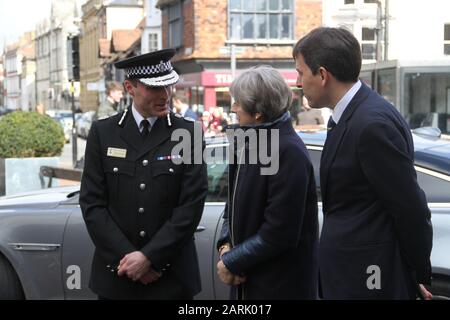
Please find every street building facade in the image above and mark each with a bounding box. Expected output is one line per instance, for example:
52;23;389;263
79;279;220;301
157;0;322;114
323;0;450;134
141;0;163;54
79;0;143;112
35;0;84;112
3;32;35;111
0;58;5;108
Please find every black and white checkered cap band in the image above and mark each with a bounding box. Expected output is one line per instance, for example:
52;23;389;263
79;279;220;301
125;60;173;78
125;60;179;86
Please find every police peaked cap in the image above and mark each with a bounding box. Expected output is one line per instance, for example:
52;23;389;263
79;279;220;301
114;48;179;87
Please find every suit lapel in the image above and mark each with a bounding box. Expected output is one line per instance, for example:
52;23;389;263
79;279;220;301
321;83;372;208
137;117;171;159
119;109;144;152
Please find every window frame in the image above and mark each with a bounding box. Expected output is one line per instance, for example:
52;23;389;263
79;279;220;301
444;24;450;55
148;32;159;52
167;1;183;49
361;26;377;61
227;0;296;44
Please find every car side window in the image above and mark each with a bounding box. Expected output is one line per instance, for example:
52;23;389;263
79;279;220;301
204;145;324;203
205;146;228;202
307;149;322;202
416;171;450;203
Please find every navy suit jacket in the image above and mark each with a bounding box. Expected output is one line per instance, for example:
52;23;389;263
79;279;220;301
319;82;432;299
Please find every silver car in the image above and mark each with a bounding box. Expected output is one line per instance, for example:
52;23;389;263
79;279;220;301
0;130;449;299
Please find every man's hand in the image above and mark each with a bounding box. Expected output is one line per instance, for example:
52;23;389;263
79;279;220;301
419;284;433;300
117;251;151;281
139;269;163;285
216;260;246;286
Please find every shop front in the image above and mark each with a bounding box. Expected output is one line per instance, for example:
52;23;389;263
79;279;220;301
361;61;450;134
176;69;300;115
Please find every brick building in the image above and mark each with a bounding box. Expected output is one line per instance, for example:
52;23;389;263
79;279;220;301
79;0;143;111
157;0;322;112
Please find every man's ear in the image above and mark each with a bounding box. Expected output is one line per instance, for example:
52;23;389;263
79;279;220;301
318;67;329;84
124;80;135;97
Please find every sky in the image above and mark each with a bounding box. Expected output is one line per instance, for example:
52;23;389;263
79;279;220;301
0;0;52;52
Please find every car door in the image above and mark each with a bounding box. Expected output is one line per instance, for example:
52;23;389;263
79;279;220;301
61;205;96;300
197;144;228;299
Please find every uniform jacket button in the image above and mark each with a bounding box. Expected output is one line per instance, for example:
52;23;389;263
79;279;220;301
142;160;149;167
139;231;146;238
138;208;145;214
169;168;174;173
113;167;119;173
139;183;146;190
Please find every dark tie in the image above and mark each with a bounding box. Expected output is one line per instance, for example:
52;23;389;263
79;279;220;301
327;116;337;131
140;119;151;138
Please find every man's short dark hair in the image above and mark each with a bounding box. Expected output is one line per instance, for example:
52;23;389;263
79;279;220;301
293;27;362;83
106;81;124;95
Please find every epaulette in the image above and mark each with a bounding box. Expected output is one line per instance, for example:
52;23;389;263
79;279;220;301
173;112;195;123
118;108;129;127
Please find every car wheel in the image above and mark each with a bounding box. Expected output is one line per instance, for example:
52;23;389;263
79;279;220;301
0;255;24;300
428;275;450;300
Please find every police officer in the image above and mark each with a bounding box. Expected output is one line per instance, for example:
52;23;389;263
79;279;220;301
79;49;208;300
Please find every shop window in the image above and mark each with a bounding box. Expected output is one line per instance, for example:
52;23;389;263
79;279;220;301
228;0;294;41
405;72;450;134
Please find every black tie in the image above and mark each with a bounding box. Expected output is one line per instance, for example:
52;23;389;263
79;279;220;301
141;120;151;138
327;117;337;131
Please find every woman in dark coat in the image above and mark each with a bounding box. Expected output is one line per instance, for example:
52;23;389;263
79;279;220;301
216;65;319;300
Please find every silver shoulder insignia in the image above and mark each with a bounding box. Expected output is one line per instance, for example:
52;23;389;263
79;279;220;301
184;117;195;122
118;108;129;127
174;113;182;119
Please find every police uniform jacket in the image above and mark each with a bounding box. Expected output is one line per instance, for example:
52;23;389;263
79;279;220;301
79;108;208;299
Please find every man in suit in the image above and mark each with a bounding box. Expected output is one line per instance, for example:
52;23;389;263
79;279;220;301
293;27;433;299
79;49;208;300
172;91;198;121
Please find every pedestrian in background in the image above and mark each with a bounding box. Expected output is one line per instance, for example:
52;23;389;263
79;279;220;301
172;91;198;120
95;81;124;120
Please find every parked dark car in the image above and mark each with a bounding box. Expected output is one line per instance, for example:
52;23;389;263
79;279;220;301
0;107;14;117
0;130;449;299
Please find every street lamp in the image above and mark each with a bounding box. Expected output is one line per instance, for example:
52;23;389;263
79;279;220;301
67;27;80;168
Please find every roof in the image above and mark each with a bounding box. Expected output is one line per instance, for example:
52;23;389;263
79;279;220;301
21;45;35;60
99;39;111;58
111;29;142;53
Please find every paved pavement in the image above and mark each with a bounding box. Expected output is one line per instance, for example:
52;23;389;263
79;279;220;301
60;136;87;169
57;136;87;187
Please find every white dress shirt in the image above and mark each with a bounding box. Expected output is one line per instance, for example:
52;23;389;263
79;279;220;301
331;80;362;124
132;103;158;133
